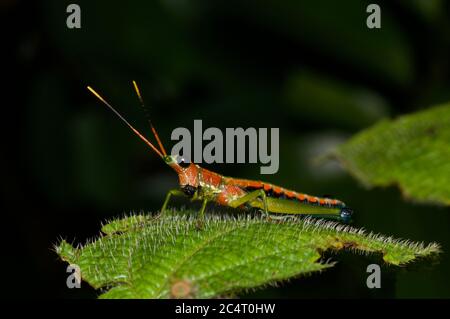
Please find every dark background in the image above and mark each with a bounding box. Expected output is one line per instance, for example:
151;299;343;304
4;0;450;298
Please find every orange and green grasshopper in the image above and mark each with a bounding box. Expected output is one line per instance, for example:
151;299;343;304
87;82;353;223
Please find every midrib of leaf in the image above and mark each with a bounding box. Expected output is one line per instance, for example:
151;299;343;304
192;248;323;283
151;222;248;298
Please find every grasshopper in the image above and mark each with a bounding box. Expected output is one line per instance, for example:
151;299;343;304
87;82;353;224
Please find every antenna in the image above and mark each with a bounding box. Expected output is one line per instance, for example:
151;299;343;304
87;86;163;158
132;81;168;156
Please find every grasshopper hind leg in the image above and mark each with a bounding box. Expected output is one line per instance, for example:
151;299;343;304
227;189;269;219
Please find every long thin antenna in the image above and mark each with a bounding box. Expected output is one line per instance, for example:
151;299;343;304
132;81;168;156
87;86;164;158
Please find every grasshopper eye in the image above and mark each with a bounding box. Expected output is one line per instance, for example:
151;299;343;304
178;157;190;169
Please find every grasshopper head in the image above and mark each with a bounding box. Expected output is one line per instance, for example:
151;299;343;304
164;155;199;195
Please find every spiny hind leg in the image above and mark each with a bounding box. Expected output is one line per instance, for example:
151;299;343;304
227;189;269;217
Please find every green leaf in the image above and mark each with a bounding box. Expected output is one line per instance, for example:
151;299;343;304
334;103;450;205
55;211;439;299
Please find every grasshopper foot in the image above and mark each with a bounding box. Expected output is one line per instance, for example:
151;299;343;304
195;218;205;230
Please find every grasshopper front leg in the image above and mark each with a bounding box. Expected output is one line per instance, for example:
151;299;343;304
161;189;208;227
227;189;269;216
161;189;186;215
